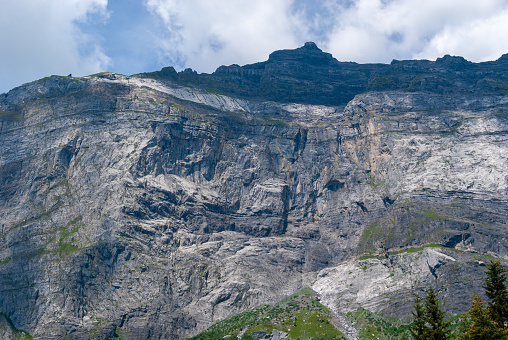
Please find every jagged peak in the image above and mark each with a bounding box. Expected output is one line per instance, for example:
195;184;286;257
267;42;336;65
302;41;321;51
435;54;471;66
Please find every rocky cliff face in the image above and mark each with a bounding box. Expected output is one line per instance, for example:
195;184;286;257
0;44;507;339
146;41;508;106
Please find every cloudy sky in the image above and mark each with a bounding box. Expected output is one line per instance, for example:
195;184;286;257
1;0;508;94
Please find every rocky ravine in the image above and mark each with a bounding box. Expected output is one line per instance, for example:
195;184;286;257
0;45;507;339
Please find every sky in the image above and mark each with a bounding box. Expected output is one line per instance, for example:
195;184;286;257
1;0;508;94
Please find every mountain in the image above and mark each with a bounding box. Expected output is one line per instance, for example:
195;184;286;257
143;41;508;106
0;43;507;339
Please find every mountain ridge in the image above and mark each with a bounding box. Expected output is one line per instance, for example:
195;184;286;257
141;42;508;106
0;43;507;339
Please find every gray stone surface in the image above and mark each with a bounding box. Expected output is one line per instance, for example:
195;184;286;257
0;49;507;339
271;329;289;340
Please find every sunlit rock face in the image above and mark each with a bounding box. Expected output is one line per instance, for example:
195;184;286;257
0;44;507;339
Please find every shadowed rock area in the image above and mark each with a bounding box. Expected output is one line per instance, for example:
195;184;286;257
0;43;507;339
144;41;508;106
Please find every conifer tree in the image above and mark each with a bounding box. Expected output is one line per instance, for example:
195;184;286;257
424;287;451;340
484;260;508;328
410;296;427;340
457;295;508;340
410;288;451;340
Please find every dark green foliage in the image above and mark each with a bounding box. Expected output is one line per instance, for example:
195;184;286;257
484;260;508;327
457;295;508;340
409;261;508;340
410;288;451;340
424;288;452;340
409;297;427;340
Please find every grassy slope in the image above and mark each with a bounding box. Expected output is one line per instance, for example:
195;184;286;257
347;308;411;340
189;288;468;340
188;287;346;340
347;307;464;340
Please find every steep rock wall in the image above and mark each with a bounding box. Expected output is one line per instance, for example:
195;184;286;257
0;72;506;339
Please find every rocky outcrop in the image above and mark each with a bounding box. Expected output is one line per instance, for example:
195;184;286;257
0;44;507;339
144;42;508;106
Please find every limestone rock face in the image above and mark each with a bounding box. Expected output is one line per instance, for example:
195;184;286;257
0;45;507;339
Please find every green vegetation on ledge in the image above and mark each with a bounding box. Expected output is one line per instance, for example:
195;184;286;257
188;287;345;340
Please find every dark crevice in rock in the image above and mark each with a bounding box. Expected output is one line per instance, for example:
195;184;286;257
326;179;345;191
356;202;368;212
382;196;396;207
444;233;470;248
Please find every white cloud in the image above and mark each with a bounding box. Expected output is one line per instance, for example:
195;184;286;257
0;0;110;93
324;0;508;62
145;0;508;73
2;0;507;94
145;0;303;73
416;8;508;62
